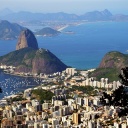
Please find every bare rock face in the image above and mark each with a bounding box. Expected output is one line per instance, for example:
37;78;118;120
16;29;38;50
99;51;128;70
0;29;67;74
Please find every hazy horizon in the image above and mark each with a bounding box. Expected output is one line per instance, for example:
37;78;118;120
0;0;128;15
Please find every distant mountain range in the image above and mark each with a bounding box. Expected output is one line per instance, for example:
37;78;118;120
0;9;127;40
0;8;13;17
0;9;128;22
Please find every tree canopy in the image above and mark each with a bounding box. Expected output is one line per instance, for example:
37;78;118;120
0;87;2;93
100;67;128;117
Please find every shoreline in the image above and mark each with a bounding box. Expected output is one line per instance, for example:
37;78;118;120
0;70;44;100
4;71;42;79
0;21;127;100
56;20;112;33
57;25;69;32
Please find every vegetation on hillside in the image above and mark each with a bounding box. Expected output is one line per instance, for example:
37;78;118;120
31;89;54;104
0;48;35;66
11;96;26;102
0;47;67;74
100;67;128;117
89;68;119;82
35;27;60;36
69;85;95;95
89;51;128;82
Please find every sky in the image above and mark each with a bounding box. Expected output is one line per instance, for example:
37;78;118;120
0;0;128;15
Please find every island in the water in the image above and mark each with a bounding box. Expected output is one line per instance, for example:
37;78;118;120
35;27;61;37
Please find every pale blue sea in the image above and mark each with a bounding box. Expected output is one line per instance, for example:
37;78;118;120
0;21;128;98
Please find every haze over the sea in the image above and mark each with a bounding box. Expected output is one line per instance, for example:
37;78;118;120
0;0;128;15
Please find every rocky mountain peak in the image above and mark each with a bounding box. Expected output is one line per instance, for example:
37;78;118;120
99;51;128;69
102;9;112;16
16;29;38;50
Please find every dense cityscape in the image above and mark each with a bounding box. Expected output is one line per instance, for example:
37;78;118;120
0;66;127;128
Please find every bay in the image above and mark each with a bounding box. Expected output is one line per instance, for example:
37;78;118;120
0;70;43;99
0;21;128;98
0;21;128;69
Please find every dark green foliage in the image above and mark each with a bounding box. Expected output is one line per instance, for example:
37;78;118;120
0;47;67;74
100;67;128;117
106;51;127;58
118;67;128;86
12;96;26;102
0;47;35;66
89;68;119;82
70;85;94;95
31;89;54;104
0;87;2;93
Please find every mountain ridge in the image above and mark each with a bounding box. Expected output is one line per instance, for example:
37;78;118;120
1;9;127;22
0;20;25;40
0;47;67;74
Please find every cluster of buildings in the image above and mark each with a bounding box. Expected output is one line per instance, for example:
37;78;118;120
0;68;127;128
0;64;16;73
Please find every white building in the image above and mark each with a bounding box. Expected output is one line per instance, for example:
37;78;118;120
43;103;49;110
66;68;77;76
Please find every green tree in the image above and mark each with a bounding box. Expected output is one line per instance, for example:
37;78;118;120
31;89;54;104
100;67;128;117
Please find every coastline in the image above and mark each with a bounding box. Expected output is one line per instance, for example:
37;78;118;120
56;21;110;32
4;71;41;79
57;25;69;32
0;21;128;99
0;69;44;100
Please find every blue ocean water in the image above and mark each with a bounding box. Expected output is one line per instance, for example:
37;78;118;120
0;21;128;98
0;21;128;69
0;70;43;98
36;21;128;69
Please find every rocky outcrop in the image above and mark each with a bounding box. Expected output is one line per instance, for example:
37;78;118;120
16;29;38;50
99;51;128;70
0;29;67;74
89;51;128;82
0;48;67;74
